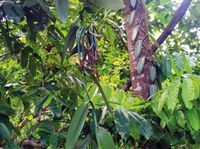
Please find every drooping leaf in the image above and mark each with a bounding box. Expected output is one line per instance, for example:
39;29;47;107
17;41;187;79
96;127;116;149
0;123;11;142
128;10;136;26
175;110;185;128
65;102;88;149
128;112;152;140
158;91;167;113
137;56;145;74
182;78;195;104
134;40;143;58
166;79;180;112
131;25;139;41
94;0;125;10
28;54;36;77
35;96;49;113
173;53;184;71
130;120;140;140
149;66;156;82
186;109;200;131
183;54;193;74
162;55;171;78
55;0;69;23
0;105;15;116
191;78;199;100
114;110;130;141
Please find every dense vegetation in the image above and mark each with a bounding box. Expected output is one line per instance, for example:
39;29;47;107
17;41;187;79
0;0;200;148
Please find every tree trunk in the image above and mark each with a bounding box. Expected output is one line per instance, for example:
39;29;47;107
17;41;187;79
124;0;153;99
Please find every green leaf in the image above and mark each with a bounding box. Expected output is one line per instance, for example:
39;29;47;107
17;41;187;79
186;109;200;131
105;25;116;45
149;66;156;82
21;47;32;68
182;78;195;104
94;0;125;10
127;10;136;26
131;25;139;41
137;56;145;74
49;134;58;149
162;55;171;78
173;53;184;71
175;110;185;128
28;55;36;77
130;121;140;140
0;104;15;116
0;123;11;142
191;78;199;100
114;110;130;141
128;112;152;140
55;0;69;23
166;79;180;112
65;102;88;149
183;54;193;74
158;91;167;113
96;127;116;149
35;96;49;113
134;40;143;59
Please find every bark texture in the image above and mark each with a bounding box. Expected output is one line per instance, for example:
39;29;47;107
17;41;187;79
124;0;153;99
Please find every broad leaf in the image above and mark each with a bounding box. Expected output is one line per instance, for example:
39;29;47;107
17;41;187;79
0;123;11;142
186;109;200;131
96;127;116;149
65;102;88;149
182;78;195;103
114;110;130;141
128;112;152;140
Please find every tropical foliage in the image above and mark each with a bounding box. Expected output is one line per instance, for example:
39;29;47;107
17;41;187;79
0;0;199;148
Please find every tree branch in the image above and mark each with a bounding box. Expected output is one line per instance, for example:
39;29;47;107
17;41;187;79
151;0;192;52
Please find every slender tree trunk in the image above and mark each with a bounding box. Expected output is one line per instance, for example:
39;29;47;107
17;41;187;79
124;0;153;99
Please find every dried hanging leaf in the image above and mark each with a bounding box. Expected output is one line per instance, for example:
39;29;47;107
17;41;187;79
134;40;143;58
131;26;139;41
128;10;136;26
130;0;137;9
149;66;156;82
137;56;145;74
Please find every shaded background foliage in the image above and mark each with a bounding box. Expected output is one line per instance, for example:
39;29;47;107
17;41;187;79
0;0;199;148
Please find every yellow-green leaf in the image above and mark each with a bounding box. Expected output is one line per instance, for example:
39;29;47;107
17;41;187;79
182;78;195;104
